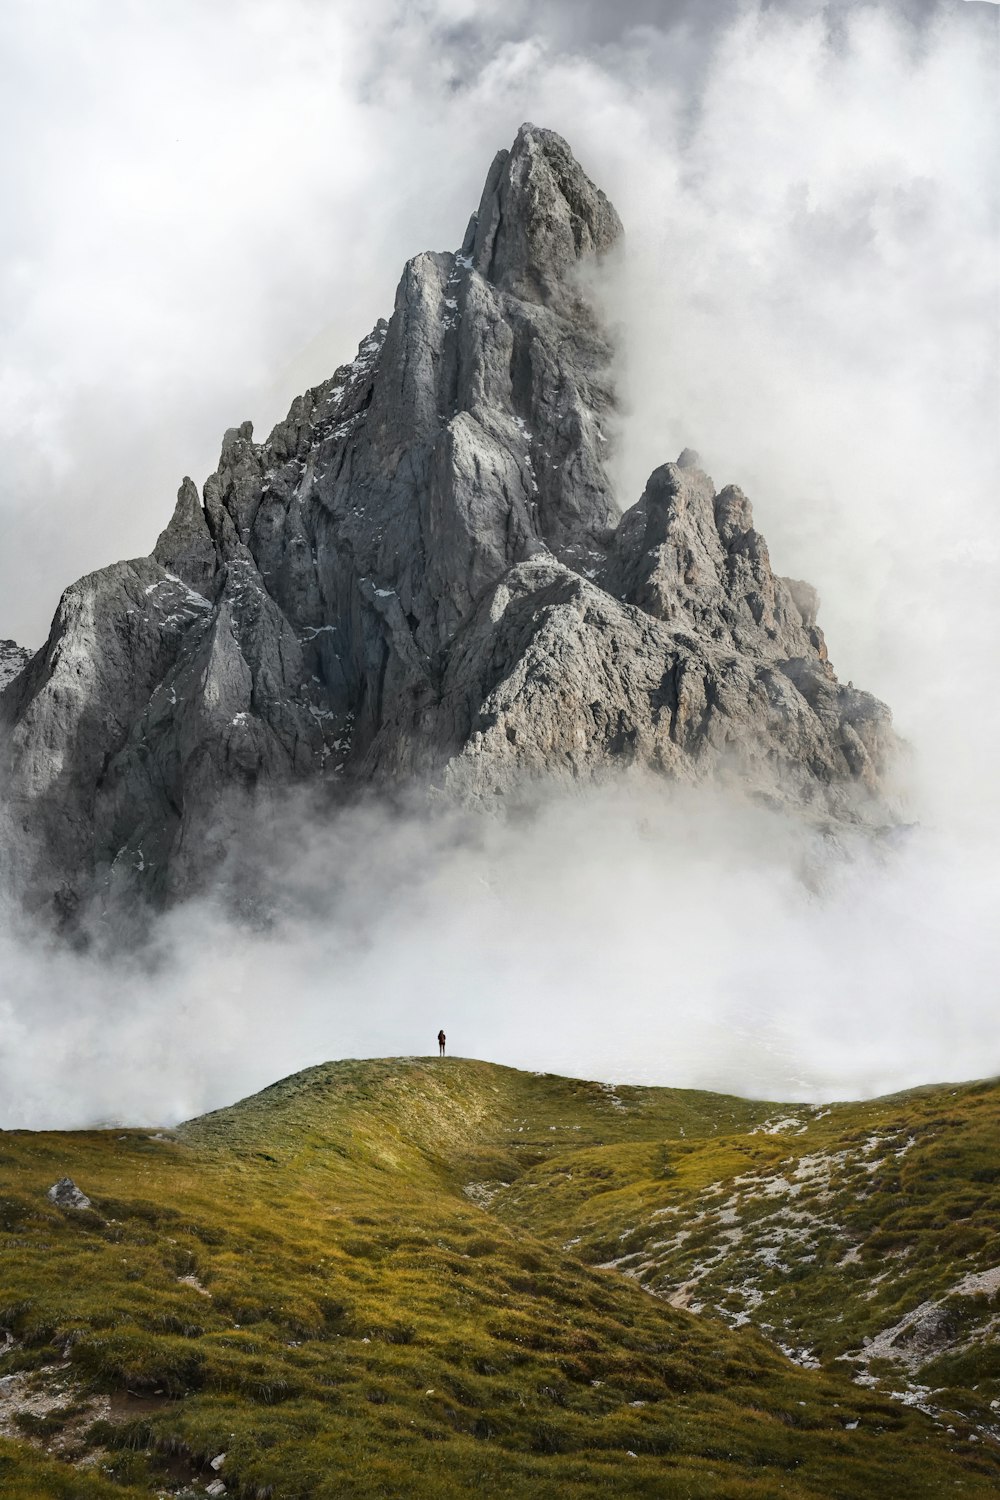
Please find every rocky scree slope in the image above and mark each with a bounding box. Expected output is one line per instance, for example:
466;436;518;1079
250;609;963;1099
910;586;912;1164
0;124;893;914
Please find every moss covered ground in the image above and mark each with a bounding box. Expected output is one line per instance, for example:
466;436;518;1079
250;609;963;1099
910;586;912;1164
0;1058;997;1497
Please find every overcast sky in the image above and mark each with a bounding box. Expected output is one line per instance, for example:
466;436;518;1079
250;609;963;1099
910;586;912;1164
0;1;997;1124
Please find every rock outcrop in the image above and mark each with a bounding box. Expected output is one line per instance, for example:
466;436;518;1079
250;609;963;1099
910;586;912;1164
0;640;29;694
0;124;894;917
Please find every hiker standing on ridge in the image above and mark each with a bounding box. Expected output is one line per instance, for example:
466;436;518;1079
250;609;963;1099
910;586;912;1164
437;1029;446;1057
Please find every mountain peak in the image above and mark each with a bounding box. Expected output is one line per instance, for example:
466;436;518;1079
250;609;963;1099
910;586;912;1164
0;126;894;919
464;122;623;305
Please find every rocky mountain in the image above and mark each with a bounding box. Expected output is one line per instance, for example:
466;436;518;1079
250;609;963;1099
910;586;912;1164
0;640;29;694
0;124;894;916
0;1060;996;1499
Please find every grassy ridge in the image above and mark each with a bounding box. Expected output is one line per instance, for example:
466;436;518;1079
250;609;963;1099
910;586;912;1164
0;1058;996;1497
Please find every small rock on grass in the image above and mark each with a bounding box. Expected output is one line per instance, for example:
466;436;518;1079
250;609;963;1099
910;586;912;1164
47;1177;92;1211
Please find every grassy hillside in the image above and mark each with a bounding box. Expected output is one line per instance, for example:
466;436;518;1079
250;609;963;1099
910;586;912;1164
0;1058;997;1498
483;1074;1000;1433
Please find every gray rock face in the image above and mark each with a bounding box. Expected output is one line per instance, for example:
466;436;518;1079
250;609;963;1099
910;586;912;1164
0;124;895;917
0;640;30;694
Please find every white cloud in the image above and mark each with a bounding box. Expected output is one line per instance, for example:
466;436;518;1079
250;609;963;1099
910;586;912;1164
592;2;999;831
1;782;997;1129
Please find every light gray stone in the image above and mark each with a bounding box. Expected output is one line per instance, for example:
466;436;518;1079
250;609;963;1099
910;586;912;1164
47;1177;92;1211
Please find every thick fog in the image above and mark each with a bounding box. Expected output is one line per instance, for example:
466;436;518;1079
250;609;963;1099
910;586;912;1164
2;784;998;1129
0;0;997;1126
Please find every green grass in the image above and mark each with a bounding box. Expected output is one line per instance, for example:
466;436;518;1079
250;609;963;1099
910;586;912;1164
0;1059;997;1497
484;1076;1000;1396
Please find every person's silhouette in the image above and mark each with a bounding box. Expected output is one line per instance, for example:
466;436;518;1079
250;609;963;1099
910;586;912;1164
437;1029;446;1057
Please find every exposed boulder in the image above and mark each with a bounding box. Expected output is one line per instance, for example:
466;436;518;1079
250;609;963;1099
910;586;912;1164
47;1177;92;1211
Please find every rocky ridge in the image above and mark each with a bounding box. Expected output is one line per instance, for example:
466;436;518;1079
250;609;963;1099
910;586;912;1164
0;124;894;914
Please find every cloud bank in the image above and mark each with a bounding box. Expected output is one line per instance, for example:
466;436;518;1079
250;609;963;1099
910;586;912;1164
0;0;996;1126
1;782;997;1129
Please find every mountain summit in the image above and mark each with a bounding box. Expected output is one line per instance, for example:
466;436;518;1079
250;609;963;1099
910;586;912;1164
0;125;893;913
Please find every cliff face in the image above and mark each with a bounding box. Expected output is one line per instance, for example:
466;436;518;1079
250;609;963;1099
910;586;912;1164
0;124;894;914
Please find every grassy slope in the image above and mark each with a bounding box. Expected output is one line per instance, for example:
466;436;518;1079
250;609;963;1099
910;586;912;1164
485;1074;1000;1434
0;1058;994;1498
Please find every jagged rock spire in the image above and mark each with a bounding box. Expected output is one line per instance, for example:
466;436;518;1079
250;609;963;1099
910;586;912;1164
0;127;894;921
465;123;623;305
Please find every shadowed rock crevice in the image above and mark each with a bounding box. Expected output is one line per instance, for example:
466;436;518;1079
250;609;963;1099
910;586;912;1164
0;123;894;918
